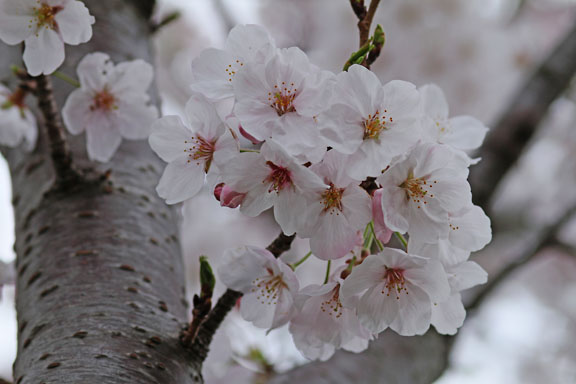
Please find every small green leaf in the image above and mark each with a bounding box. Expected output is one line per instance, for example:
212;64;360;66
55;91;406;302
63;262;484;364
199;256;215;296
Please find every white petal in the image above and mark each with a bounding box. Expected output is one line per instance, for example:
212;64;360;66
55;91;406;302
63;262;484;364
85;116;122;162
0;4;34;44
389;284;432;336
357;284;397;334
340;255;386;306
310;213;359;260
62;89;93;134
444;115;488;151
449;205;492;252
270;288;296;329
240;292;275;329
190;48;236;100
114;100;158;139
149;116;192;163
449;261;487;291
77;52;112;91
405;259;450;303
225;24;275;60
184;94;225;139
431;294;465;335
156;155;204;204
23;28;64;75
55;0;94;45
419;84;448;120
109;60;154;96
218;246;268;292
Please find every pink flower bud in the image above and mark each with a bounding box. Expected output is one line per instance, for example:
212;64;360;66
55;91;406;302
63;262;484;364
372;189;393;244
239;125;263;145
214;183;246;208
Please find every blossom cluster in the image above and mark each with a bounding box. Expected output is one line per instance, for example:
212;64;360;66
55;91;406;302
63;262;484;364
149;25;492;361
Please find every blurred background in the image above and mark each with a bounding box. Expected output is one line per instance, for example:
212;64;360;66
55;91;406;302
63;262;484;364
2;0;576;382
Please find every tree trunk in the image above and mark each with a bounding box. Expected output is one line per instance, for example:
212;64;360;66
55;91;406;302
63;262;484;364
1;1;201;382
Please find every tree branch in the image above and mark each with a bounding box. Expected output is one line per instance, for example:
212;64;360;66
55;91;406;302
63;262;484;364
470;20;576;211
359;0;381;47
466;204;576;312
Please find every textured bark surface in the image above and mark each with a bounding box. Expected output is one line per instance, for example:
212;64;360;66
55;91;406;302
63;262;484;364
1;1;201;383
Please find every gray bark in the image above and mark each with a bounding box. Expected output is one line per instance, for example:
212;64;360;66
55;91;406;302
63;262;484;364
1;1;201;383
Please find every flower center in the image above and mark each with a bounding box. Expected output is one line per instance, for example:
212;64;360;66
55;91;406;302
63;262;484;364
32;2;61;30
399;170;436;209
184;135;216;173
321;183;345;214
225;59;244;82
382;267;407;299
320;285;343;319
251;271;287;306
268;82;297;116
2;88;26;110
264;161;293;193
91;89;117;112
363;109;393;140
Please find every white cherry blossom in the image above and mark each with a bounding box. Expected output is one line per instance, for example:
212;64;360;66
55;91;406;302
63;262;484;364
377;143;472;242
419;84;489;152
233;47;335;163
62;52;158;163
299;150;372;260
219;139;326;235
0;0;95;76
149;94;238;204
190;24;275;101
340;248;450;335
0;84;37;150
319;64;421;180
218;246;299;330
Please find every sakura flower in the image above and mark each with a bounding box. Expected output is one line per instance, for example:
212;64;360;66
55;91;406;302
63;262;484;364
289;280;372;361
372;188;393;245
419;84;489;152
377;143;472;242
233;47;335;163
218;246;299;330
319;65;420;180
0;0;95;76
149;94;237;204
219;139;326;235
190;24;275;101
0;84;37;150
62;52;158;163
299;150;372;260
340;248;450;336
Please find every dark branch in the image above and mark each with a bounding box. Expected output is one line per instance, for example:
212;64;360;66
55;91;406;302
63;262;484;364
358;0;381;47
470;20;576;211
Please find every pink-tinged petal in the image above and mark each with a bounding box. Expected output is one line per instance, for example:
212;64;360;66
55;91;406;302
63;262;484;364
109;59;154;96
389;284;431;336
62;89;92;134
310;213;358;260
273;189;309;236
149;116;192;163
184;94;225;139
23;28;64;75
76;52;112;91
444;116;488;151
114;100;158;139
372;189;393;244
240;292;276;329
431;294;465;335
212;129;239;168
270;288;296;329
404;259;450;303
156;155;204;204
419;84;449;120
341;185;372;230
448;261;487;292
357;284;398;334
340;255;386;306
85;117;122;162
220;151;268;191
190;48;236;100
240;188;275;217
381;186;410;233
55;0;94;45
449;205;492;252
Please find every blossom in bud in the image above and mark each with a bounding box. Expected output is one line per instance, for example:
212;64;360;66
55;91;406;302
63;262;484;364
318;65;420;180
340;248;450;335
218;246;299;330
299;150;372;260
289;278;372;361
372;188;393;245
214;183;246;208
233;47;335;163
191;24;276;101
377;143;472;242
219;139;326;235
62;52;158;162
0;0;94;76
149;94;237;204
419;84;489;152
0;84;37;150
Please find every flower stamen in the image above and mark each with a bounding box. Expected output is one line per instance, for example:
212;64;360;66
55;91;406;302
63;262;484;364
264;161;293;193
321;183;345;214
268;82;297;116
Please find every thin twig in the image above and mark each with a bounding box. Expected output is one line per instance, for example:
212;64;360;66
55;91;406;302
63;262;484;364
358;0;381;47
466;204;576;312
188;232;295;362
34;75;82;188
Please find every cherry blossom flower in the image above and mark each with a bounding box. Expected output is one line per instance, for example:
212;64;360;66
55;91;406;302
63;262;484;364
289;279;372;361
372;188;394;245
319;65;421;180
149;94;237;204
214;183;246;209
340;248;450;335
377;143;472;242
219;139;326;235
0;84;37;150
218;246;299;330
298;150;372;260
62;52;158;163
0;0;95;76
190;24;275;101
419;84;489;152
233;47;335;163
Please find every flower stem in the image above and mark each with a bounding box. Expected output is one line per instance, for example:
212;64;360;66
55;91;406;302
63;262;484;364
323;260;332;284
52;71;80;87
291;251;312;269
369;221;384;251
239;148;260;153
395;232;408;250
363;222;374;250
